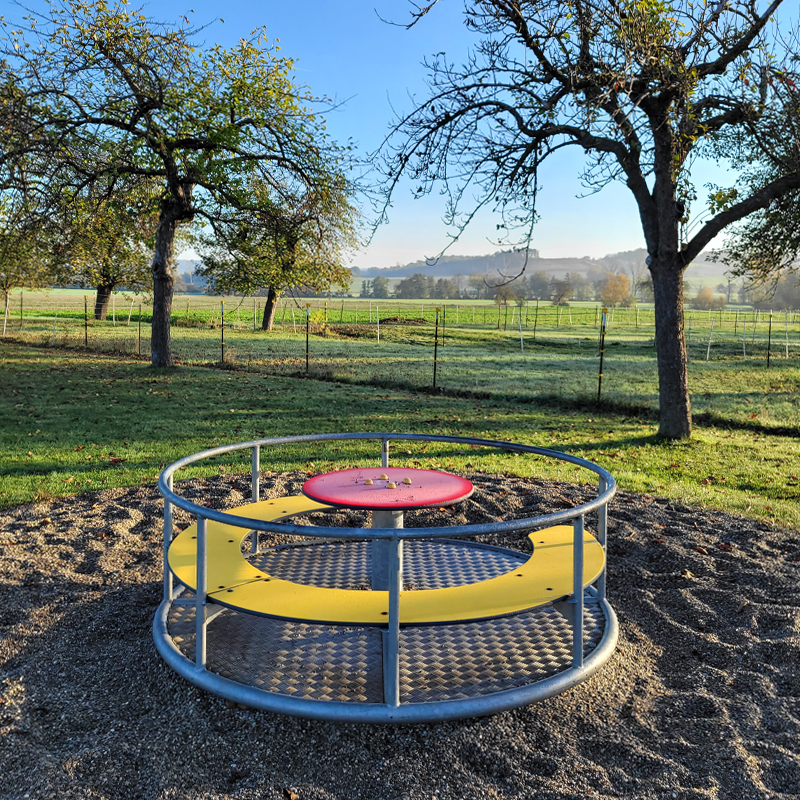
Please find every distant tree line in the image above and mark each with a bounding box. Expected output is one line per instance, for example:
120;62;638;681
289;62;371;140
359;268;648;307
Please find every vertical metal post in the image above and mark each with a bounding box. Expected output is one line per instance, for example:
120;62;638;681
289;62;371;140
305;304;310;373
433;308;440;389
251;445;260;554
381;438;390;469
767;313;773;367
195;516;208;670
785;316;789;359
572;515;585;668
50;302;58;342
384;533;402;706
163;475;174;603
742;315;747;359
597;309;607;403
706;319;714;362
220;301;225;362
596;477;607;603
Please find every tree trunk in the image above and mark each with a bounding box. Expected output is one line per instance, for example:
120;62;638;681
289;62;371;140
94;284;112;320
651;257;692;440
261;285;280;331
151;210;179;367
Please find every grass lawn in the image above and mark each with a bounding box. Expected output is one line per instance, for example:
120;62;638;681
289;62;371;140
1;341;798;528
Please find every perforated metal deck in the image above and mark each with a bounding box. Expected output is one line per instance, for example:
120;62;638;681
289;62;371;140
248;537;528;590
166;539;607;704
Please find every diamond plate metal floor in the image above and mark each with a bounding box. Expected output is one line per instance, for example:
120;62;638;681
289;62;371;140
248;538;527;590
167;540;607;704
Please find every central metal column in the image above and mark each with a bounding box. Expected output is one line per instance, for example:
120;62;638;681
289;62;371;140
371;509;404;590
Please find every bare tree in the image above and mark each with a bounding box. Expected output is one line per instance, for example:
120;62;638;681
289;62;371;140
383;0;800;438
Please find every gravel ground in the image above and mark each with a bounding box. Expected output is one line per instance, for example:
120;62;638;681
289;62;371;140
1;472;799;800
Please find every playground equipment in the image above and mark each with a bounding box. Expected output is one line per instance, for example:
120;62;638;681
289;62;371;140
153;433;618;723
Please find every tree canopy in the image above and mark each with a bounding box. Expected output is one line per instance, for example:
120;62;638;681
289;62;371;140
194;175;357;329
717;72;800;282
1;0;357;364
385;0;800;438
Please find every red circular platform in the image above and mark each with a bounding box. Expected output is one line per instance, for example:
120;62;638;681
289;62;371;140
302;468;474;510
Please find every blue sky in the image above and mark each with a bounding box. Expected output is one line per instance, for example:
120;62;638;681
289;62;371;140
162;0;650;265
18;1;800;266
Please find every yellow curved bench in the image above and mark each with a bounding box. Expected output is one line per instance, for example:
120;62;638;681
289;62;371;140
168;497;605;625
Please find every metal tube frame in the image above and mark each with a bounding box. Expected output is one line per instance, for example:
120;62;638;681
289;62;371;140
195;516;207;670
155;432;618;723
571;515;584;668
250;446;260;554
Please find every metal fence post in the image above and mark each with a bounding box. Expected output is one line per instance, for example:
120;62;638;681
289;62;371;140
220;300;225;362
433;308;440;389
597;308;607;402
767;313;773;367
305;304;310;373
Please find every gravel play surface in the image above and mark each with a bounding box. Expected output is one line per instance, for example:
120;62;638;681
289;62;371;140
1;472;798;800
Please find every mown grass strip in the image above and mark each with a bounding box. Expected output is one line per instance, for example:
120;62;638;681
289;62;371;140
1;342;798;528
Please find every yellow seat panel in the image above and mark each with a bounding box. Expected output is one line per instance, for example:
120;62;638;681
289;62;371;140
168;499;605;625
168;497;334;591
399;527;603;623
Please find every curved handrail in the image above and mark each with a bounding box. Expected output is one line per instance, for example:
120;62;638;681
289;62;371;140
158;432;616;540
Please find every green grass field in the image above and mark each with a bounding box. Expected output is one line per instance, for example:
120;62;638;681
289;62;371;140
1;338;798;528
3;289;800;430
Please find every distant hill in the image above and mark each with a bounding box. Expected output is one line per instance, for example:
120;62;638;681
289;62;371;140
352;248;731;282
353;250;597;280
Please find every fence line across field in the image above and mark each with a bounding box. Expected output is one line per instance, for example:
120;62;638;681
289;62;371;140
3;292;799;393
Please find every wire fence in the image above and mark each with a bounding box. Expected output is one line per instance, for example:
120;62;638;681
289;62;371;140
3;291;800;409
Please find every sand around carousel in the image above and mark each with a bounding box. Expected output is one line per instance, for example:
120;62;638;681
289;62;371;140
1;464;798;799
